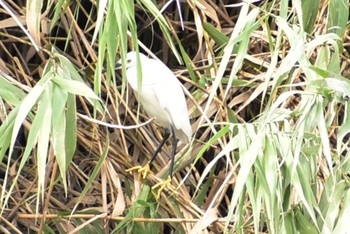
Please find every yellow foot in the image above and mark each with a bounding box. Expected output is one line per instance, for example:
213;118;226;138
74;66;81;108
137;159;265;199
151;176;175;200
126;164;151;180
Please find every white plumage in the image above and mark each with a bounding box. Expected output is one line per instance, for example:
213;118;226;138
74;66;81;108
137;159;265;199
122;51;192;144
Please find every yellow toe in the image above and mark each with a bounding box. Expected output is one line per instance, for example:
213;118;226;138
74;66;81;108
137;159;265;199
126;164;152;180
152;176;174;200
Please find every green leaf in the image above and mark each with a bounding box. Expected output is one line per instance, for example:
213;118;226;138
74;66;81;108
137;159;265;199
332;189;350;233
52;76;99;99
51;83;69;193
35;85;53;210
301;0;320;33
65;93;77;164
71;133;110;214
0;76;26;105
203;22;229;47
327;0;349;38
295;208;318;234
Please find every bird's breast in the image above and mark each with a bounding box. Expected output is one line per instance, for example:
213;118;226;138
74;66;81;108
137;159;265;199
138;87;173;129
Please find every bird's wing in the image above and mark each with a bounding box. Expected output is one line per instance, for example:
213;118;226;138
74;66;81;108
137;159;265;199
149;59;192;142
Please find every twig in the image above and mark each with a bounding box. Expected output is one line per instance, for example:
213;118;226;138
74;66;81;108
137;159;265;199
17;213;230;224
78;113;154;129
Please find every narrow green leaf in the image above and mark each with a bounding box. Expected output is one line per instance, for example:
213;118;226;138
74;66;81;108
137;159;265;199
51;83;69;193
26;0;43;46
2;78;51;210
203;22;229;47
226;125;264;229
0;76;26;105
52;76;100;99
10;83;46;157
332;189;350;233
137;0;181;62
71;133;110;214
327;0;348;38
50;0;66;31
301;0;320;33
36;86;52;212
65;93;77;164
295;208;318;234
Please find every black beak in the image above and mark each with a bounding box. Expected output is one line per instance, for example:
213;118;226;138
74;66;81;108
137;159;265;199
102;61;122;74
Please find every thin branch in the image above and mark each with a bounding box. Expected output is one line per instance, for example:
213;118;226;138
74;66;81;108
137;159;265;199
78;113;154;129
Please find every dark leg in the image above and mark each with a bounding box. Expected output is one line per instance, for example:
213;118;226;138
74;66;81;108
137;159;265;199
148;131;170;166
169;127;178;178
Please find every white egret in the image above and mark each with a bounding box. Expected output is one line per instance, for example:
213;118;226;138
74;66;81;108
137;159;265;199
117;51;192;180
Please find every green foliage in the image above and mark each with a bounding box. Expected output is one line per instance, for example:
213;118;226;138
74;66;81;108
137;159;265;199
0;49;101;213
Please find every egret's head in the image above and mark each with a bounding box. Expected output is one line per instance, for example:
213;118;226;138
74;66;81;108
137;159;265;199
116;51;146;70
